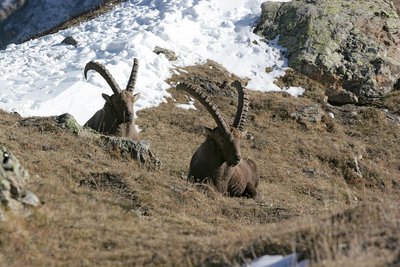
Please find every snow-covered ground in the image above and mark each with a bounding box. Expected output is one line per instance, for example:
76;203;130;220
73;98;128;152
246;253;309;267
0;0;105;47
0;0;300;126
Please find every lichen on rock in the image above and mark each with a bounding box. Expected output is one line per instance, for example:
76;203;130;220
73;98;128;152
18;113;162;168
97;136;162;169
56;113;162;169
254;0;400;103
0;145;39;221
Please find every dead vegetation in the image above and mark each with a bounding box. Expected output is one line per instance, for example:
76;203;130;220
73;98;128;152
0;61;399;266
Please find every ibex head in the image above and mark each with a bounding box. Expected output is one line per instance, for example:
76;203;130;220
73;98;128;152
177;81;249;166
84;58;141;123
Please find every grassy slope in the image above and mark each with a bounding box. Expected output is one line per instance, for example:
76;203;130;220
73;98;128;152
0;60;399;266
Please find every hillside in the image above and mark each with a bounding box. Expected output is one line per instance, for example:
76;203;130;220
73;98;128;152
1;61;399;266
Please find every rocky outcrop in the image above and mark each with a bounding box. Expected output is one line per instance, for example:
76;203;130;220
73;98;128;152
394;0;400;15
153;46;177;61
1;145;40;221
97;137;162;169
0;0;110;49
0;0;25;22
290;105;326;124
60;36;78;47
254;0;400;104
19;113;162;168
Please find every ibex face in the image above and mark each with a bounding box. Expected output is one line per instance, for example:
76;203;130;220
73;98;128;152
102;90;140;123
178;81;259;198
204;126;243;166
84;58;141;141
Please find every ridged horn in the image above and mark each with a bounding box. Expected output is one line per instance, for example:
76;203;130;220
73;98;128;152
126;58;139;92
231;80;249;131
84;61;121;94
177;82;232;136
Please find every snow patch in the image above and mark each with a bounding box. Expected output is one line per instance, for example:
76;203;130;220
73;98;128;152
0;0;303;126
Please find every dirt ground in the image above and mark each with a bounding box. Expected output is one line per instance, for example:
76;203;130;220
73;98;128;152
0;60;399;266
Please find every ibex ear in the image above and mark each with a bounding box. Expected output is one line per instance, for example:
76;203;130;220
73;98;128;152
133;93;140;102
202;126;213;136
102;93;111;103
241;129;248;137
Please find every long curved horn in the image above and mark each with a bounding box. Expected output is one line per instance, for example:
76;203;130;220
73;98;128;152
126;58;139;92
177;82;232;136
84;61;121;94
231;80;249;131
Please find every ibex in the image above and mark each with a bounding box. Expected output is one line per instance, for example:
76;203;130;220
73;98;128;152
84;58;141;141
177;81;259;198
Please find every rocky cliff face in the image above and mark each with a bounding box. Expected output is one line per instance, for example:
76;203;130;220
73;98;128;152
0;0;106;49
254;0;400;104
0;0;25;22
393;0;400;15
0;145;39;221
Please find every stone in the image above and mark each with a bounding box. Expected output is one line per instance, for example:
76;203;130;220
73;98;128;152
60;36;78;46
0;145;39;219
56;113;81;134
1;145;29;200
153;46;177;61
98;136;162;169
19;113;82;134
327;90;359;105
21;191;40;207
290;105;326;124
254;0;400;103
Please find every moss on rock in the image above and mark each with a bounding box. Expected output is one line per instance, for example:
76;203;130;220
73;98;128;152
255;0;400;102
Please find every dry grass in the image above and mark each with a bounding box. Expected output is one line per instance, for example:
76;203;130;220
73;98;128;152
0;62;399;266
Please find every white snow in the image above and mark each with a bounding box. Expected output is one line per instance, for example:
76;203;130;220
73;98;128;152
175;102;196;110
175;96;196;110
283;86;305;97
0;0;302;126
246;253;309;267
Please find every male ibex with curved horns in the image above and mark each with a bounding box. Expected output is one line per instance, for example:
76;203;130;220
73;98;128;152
177;81;259;198
84;58;141;141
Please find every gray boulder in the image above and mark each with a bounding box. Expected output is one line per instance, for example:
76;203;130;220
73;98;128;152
19;113;161;168
60;36;78;47
97;136;162;169
0;145;39;220
394;0;400;15
153;46;177;61
290;104;326;124
254;0;400;103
